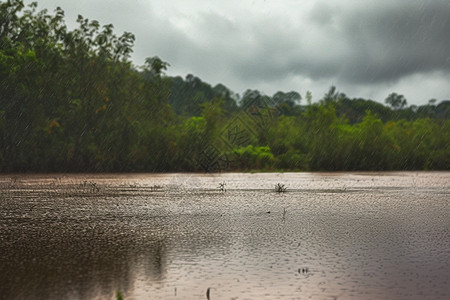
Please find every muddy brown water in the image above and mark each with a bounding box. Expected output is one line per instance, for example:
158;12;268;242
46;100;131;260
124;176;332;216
0;172;449;299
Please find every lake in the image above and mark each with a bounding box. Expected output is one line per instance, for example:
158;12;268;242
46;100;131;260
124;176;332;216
0;172;449;299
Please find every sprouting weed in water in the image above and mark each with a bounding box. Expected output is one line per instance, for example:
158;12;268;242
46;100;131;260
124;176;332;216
79;181;100;193
150;185;163;191
275;183;286;193
116;290;124;300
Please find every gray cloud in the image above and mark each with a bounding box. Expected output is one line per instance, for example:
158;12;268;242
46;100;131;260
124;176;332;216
339;0;450;83
224;0;450;84
24;0;450;104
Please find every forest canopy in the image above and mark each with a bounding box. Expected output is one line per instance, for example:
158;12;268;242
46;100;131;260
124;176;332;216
1;0;449;172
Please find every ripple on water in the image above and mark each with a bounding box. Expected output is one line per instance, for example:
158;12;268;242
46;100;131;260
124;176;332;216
0;172;449;299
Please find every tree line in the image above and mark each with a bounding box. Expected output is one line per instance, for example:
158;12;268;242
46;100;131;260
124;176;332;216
1;0;449;172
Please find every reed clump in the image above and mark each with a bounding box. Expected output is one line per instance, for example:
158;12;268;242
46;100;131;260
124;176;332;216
275;183;287;193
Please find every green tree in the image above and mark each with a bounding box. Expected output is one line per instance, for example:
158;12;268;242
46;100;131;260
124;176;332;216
385;93;407;110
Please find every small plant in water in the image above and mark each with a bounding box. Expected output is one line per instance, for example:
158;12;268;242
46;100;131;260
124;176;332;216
116;290;124;300
150;184;163;191
218;181;226;192
298;267;309;274
275;183;287;193
91;182;99;193
80;180;100;193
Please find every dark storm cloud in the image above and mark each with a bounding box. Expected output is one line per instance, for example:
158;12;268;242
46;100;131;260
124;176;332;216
25;0;450;104
339;0;450;83
223;0;450;85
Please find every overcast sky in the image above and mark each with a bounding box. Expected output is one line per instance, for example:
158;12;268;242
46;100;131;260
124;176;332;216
26;0;450;105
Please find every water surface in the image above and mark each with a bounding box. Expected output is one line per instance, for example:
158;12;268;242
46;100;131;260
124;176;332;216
0;172;449;299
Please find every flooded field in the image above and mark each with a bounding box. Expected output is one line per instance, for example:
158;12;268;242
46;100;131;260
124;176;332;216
0;172;449;299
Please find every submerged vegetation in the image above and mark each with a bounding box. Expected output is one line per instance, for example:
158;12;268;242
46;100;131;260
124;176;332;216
275;183;287;193
1;0;449;172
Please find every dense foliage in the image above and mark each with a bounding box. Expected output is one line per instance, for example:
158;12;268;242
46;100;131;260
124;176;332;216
1;1;449;172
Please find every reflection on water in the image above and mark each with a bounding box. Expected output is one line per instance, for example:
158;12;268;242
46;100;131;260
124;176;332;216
0;172;449;299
